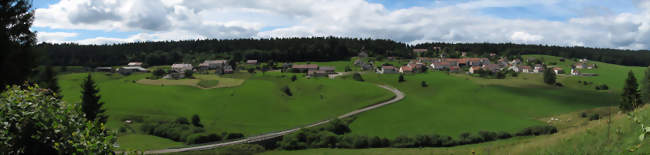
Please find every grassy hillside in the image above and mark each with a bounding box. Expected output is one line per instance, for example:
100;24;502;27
58;71;394;150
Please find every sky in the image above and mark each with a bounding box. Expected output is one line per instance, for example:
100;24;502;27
32;0;650;50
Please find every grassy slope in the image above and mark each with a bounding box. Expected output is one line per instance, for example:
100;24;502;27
342;71;615;138
58;71;394;150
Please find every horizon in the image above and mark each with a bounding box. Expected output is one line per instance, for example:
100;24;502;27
32;0;650;50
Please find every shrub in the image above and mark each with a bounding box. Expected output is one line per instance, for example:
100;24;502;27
398;74;405;82
421;81;428;87
345;65;352;72
580;112;588;118
589;113;600;121
352;72;364;82
186;132;223;144
496;131;512;139
184;70;194;78
191;114;203;127
176;117;190;125
226;133;245;139
153;68;166;78
291;75;297;82
478;131;497;141
555;82;563;87
369;136;384;148
352;136;369;148
323;119;350;135
516;125;558;136
141;120;204;142
414;135;433;147
282;86;293;96
391;135;415;148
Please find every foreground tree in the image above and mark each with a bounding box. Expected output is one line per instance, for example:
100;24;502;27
620;71;643;112
0;85;115;154
543;68;556;85
81;74;107;123
0;0;37;92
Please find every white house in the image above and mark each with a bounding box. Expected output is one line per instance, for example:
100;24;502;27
533;64;544;73
171;64;193;73
509;65;520;72
571;68;581;76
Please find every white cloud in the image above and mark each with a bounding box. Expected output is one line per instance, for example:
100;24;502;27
36;31;78;43
33;0;650;49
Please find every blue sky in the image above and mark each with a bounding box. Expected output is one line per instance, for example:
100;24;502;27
31;0;650;50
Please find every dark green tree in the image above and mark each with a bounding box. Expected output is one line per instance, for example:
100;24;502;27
324;119;350;135
81;74;107;123
191;114;203;127
398;74;405;83
352;72;364;82
291;75;297;82
421;81;428;87
38;65;61;97
641;67;650;102
1;0;37;92
543;68;556;85
184;70;194;78
153;68;165;78
620;71;643;112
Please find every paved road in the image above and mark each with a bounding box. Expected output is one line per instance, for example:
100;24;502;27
144;84;404;154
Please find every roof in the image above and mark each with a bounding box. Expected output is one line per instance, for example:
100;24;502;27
172;64;193;68
292;64;318;69
204;60;227;64
520;66;532;70
319;66;336;71
246;60;258;63
552;67;563;70
400;66;413;72
382;66;396;70
483;64;499;71
128;62;143;66
120;66;148;71
96;67;112;69
449;66;460;70
470;66;481;71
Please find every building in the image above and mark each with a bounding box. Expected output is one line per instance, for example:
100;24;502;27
449;66;461;72
246;60;258;65
95;67;113;72
361;63;374;71
469;66;482;74
509;65;520;72
399;66;413;73
571;68;581;76
291;64;319;73
378;66;398;74
171;64;193;73
482;64;500;72
318;66;336;74
200;60;228;70
533;64;544;73
552;67;564;74
308;70;329;77
127;62;143;67
118;66;148;74
223;65;234;74
520;66;532;73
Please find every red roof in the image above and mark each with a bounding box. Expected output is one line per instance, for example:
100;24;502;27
400;66;413;72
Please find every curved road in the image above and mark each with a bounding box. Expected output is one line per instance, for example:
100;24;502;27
144;84;404;154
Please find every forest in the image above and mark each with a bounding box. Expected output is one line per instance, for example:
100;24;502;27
35;37;650;67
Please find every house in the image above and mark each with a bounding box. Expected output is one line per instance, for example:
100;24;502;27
361;63;374;71
571;68;581;76
200;60;228;70
552;67;564;74
223;65;234;74
308;70;329;77
482;64;500;72
449;66;461;72
417;57;442;64
509;65;520;72
118;66;148;74
171;64;193;73
533;64;544;73
318;66;336;74
430;62;452;70
291;64;319;73
281;63;293;72
407;63;425;73
246;60;258;65
520;66;532;73
574;63;595;69
469;66;482;74
578;58;588;63
399;66;413;73
95;67;113;72
127;62;143;67
378;66;398;74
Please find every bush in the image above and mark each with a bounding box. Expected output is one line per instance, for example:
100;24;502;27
352;136;369;148
421;81;428;87
516;125;558;136
141;120;204;142
323;119;350;135
398;74;405;82
345;65;352;72
226;133;245;139
580;112;588;118
555;82;563;87
282;86;293;96
496;131;512;139
184;70;194;78
478;131;497;141
191;114;203;127
291;75;297;82
176;117;190;125
392;135;415;148
186;132;223;144
595;84;609;90
589;113;600;121
352;72;364;82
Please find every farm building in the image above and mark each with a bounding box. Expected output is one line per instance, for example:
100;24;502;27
127;62;143;67
308;70;329;77
571;68;581;76
200;60;228;70
319;66;336;74
449;66;461;72
520;66;532;73
482;64;500;72
171;64;193;73
552;67;564;74
118;66;148;74
246;60;258;65
223;65;234;74
399;66;413;73
378;66;398;74
469;66;482;74
533;64;544;73
291;64;319;73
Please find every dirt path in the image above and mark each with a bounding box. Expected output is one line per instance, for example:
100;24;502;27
143;84;404;154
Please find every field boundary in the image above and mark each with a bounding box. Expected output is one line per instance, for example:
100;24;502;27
141;84;404;154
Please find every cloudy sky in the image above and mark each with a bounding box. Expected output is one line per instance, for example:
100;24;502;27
32;0;650;50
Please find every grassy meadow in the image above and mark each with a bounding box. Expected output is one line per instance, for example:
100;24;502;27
58;71;395;150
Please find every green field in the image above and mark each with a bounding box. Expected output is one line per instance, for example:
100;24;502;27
58;71;395;150
340;71;616;138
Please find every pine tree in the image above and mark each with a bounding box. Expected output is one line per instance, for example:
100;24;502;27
620;71;643;112
398;74;405;82
81;74;107;123
39;65;61;97
642;66;650;103
543;68;556;85
1;0;37;92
